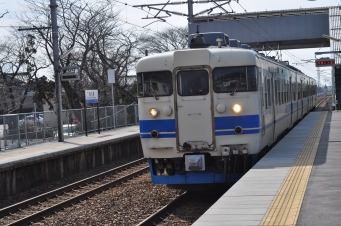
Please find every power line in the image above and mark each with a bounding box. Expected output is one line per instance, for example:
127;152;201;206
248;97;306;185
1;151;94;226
112;0;180;30
131;0;236;24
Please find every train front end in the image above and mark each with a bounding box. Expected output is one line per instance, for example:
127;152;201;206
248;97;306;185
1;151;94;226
137;46;261;187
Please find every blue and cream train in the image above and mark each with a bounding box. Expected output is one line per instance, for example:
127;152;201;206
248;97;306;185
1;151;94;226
136;32;316;187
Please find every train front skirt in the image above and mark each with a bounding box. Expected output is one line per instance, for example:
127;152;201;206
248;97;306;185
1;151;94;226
147;155;258;184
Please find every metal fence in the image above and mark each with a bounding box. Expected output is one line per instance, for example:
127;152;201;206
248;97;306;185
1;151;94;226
0;103;139;151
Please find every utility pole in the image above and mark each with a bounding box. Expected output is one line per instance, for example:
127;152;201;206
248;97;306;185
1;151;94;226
50;0;64;142
188;0;194;23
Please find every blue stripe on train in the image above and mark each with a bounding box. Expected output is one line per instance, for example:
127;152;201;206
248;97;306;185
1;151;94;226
216;128;261;136
139;119;176;133
139;112;294;138
214;115;260;130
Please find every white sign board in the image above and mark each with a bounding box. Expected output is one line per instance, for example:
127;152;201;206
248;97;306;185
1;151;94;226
85;90;98;104
108;69;115;84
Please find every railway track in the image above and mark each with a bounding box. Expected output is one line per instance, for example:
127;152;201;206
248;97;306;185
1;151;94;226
137;191;189;226
137;189;227;226
0;159;149;226
316;94;332;109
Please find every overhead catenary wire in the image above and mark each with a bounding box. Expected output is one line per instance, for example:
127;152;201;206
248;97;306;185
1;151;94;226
112;0;181;30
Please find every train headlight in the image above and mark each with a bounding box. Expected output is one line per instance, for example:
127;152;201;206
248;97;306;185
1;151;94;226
148;108;159;117
232;104;242;113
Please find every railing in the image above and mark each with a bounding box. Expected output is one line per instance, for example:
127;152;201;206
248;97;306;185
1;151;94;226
0;104;139;151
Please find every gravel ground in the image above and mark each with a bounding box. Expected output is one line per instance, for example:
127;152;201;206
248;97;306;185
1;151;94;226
0;154;144;209
36;174;184;225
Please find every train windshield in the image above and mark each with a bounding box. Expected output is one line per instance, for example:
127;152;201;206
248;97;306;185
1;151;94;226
213;66;257;93
177;70;209;96
137;71;173;97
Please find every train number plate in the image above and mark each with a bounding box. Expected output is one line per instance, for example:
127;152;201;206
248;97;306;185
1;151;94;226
185;155;205;171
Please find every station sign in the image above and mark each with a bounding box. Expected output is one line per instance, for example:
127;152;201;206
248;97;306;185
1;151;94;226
85;90;98;104
315;59;335;67
60;66;80;81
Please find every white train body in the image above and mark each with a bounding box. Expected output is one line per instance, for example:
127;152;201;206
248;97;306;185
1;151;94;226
137;39;316;185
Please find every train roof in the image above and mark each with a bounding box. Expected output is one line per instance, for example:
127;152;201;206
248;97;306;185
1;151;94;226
136;47;257;72
136;47;307;77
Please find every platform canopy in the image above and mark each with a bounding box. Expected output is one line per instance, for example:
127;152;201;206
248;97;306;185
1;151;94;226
190;6;339;53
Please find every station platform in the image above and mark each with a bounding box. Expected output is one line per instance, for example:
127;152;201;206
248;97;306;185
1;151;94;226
0;126;140;198
193;111;341;226
0;126;140;169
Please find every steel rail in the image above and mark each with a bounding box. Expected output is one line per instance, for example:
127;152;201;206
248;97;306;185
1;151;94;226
6;167;149;226
316;95;331;108
136;191;189;226
0;158;147;224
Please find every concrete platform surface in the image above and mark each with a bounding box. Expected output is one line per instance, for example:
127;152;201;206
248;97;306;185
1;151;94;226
0;126;139;170
193;111;340;226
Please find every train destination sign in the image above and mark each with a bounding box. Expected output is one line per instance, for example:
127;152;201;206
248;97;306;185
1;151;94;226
315;59;335;67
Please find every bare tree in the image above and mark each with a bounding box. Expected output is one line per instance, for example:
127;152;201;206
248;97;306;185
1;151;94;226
0;1;9;19
0;10;8;19
0;34;49;114
139;26;188;54
18;0;143;110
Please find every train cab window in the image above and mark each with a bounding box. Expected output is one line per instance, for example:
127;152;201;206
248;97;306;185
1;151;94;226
177;70;209;96
213;66;257;93
137;71;172;97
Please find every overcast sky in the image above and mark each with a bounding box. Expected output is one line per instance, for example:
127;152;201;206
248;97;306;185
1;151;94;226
1;0;340;85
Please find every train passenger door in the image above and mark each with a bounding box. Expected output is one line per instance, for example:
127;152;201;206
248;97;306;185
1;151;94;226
175;68;215;151
271;74;276;142
300;80;304;117
289;77;293;127
260;68;265;137
296;75;299;120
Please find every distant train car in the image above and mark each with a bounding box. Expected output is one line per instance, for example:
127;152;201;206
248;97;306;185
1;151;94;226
136;31;316;188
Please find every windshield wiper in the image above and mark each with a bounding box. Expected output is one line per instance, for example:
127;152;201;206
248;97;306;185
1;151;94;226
230;81;240;96
149;86;159;100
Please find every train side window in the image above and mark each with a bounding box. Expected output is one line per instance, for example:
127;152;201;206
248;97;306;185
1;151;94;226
264;77;268;109
282;81;285;103
278;80;281;105
283;80;287;104
177;70;209;96
285;81;289;103
288;77;292;102
280;80;283;104
275;80;279;105
137;71;173;97
267;79;271;107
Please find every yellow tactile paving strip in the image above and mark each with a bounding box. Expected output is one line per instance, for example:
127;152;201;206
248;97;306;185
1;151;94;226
0;130;138;160
260;111;327;226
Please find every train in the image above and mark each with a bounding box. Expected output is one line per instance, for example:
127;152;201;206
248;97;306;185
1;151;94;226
136;31;316;188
